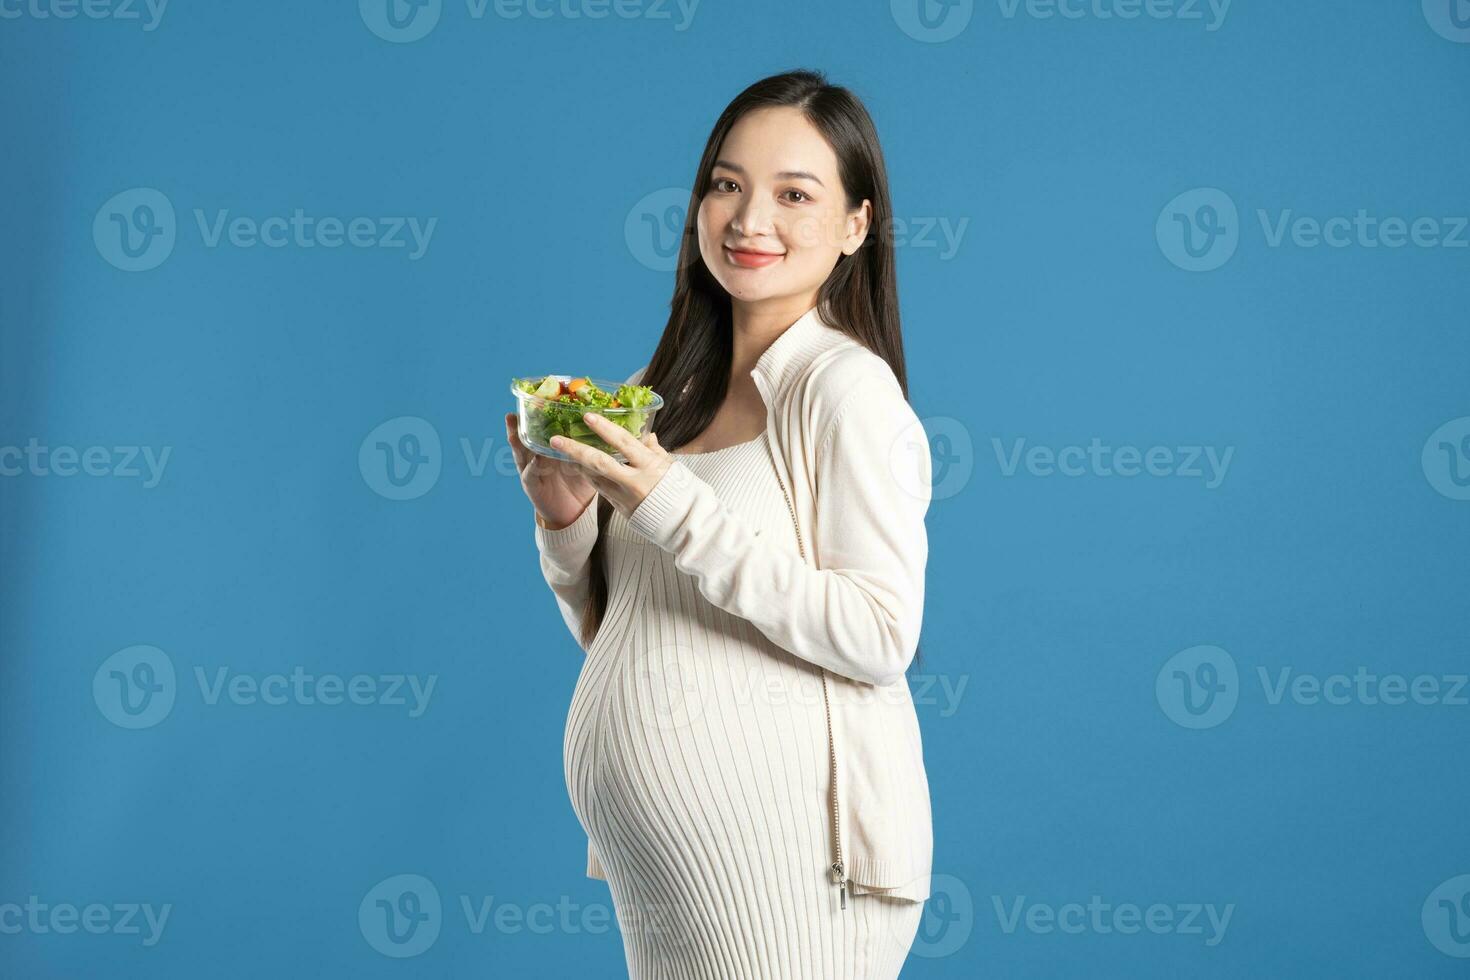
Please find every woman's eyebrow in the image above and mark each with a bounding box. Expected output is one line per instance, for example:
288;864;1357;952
713;159;825;187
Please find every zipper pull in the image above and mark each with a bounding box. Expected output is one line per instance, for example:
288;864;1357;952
831;861;848;911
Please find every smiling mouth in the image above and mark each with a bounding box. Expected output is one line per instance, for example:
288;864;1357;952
724;246;785;268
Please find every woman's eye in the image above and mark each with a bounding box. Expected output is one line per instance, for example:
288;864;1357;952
712;178;739;193
783;189;811;204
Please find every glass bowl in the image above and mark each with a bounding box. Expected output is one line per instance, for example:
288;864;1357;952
510;376;664;462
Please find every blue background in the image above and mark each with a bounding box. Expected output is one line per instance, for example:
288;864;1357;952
3;0;1469;976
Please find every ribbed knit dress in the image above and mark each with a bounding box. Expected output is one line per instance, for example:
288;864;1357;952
550;431;923;979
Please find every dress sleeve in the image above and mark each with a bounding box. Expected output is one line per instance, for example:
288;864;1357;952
533;496;601;652
625;370;931;686
528;365;650;653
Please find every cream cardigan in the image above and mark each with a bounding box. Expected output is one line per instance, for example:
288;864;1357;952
535;303;934;903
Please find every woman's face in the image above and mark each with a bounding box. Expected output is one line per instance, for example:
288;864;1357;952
697;106;871;307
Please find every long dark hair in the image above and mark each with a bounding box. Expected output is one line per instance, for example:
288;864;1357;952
579;69;917;670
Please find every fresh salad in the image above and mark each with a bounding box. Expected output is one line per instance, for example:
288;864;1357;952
512;375;660;455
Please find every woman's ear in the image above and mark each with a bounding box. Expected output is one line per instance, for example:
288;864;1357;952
841;200;873;255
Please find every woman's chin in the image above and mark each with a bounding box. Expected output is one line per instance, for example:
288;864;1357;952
713;275;788;303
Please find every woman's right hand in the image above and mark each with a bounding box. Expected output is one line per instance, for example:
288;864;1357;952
505;412;597;530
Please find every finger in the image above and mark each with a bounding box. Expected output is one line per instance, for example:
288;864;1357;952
505;413;532;472
582;412;652;465
551;433;627;483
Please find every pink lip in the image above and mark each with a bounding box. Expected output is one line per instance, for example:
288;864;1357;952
724;246;784;268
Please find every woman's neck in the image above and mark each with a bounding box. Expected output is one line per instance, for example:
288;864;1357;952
729;292;818;386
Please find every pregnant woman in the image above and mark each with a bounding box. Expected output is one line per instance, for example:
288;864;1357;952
505;69;935;979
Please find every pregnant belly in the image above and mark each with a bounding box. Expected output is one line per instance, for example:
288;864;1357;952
563;615;832;869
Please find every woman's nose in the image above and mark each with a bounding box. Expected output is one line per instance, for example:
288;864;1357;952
731;195;777;237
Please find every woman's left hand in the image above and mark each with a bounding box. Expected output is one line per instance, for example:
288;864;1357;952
550;413;673;518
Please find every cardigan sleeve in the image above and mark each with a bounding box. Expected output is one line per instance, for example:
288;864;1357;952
626;369;931;686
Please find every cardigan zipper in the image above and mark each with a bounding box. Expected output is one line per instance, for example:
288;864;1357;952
771;455;847;911
822;670;848;911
